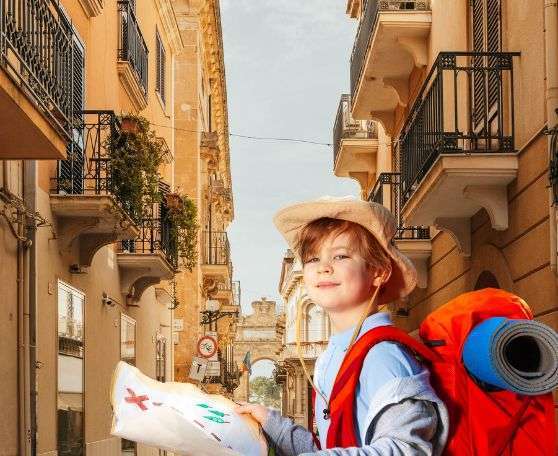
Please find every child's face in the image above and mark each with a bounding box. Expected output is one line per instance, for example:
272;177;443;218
302;231;380;313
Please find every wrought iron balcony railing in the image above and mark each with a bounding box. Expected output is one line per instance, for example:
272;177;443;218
369;172;429;240
118;0;148;94
120;216;178;269
350;0;430;100
399;51;519;206
51;110;121;195
0;0;78;140
333;94;377;166
202;231;230;266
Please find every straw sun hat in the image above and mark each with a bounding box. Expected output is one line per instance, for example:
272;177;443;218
273;196;417;304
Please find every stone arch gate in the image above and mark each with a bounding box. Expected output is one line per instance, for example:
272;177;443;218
233;297;284;401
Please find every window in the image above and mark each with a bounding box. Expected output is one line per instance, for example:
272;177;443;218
120;314;136;365
120;314;137;455
57;282;85;456
155;31;166;104
305;304;323;342
156;336;167;382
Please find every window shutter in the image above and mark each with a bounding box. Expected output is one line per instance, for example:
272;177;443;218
156;32;166;104
471;0;501;130
59;36;85;194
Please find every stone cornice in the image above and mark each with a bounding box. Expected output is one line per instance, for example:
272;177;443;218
78;0;103;17
154;0;184;54
200;0;233;221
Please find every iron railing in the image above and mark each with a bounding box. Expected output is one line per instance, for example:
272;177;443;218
333;94;377;166
202;231;230;266
51;110;121;195
118;0;148;94
399;51;519;205
369;172;430;240
0;0;78;141
120;216;178;269
350;0;430;100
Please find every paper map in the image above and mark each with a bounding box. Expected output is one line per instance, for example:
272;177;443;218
111;361;268;456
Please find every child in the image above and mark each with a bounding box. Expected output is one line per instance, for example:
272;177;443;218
236;196;449;455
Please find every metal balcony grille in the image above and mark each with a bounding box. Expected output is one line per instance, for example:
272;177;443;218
120;216;178;269
0;0;79;141
350;0;430;100
333;94;377;167
399;51;519;206
51;110;121;196
118;0;148;94
369;172;430;240
202;231;230;266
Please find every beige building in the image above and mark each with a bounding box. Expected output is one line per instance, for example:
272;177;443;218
0;0;236;455
274;250;330;430
171;0;240;397
333;0;557;408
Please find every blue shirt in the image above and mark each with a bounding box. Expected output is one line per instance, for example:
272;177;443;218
313;312;424;448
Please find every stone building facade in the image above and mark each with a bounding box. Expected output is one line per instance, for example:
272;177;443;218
0;0;236;455
333;0;557;412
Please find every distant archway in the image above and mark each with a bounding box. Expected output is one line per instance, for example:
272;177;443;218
474;270;500;290
234;298;282;401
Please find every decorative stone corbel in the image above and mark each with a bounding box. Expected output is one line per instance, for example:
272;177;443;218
397;36;429;68
434;217;471;257
463;185;509;230
383;77;410;107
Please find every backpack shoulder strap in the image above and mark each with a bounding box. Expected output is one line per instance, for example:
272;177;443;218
326;325;440;449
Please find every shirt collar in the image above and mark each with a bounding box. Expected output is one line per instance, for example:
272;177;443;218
329;312;393;350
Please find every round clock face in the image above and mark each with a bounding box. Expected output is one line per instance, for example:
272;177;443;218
197;335;218;358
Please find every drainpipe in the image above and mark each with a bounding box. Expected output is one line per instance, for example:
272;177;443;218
16;161;33;456
544;0;558;272
24;160;38;455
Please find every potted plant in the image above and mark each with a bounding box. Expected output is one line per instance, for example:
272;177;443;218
165;192;183;211
104;115;170;222
120;115;140;134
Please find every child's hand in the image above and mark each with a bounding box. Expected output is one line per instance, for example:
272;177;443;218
234;401;270;427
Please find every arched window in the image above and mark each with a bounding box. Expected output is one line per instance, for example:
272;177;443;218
306;304;323;342
474;270;500;290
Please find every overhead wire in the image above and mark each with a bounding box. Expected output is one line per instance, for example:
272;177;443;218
149;122;332;147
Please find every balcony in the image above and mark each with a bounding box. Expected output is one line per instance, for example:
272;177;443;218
400;52;520;256
370;172;430;288
333;94;379;192
50;111;139;271
118;215;177;301
0;0;78;159
201;231;232;294
117;0;148;111
280;341;328;362
350;0;431;132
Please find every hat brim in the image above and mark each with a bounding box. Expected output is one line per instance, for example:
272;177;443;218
273;199;417;304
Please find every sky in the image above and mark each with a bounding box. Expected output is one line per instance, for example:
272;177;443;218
220;1;359;376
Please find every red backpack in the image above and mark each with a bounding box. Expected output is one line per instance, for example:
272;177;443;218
316;288;556;455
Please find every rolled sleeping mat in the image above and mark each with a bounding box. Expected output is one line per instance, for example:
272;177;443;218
462;317;558;395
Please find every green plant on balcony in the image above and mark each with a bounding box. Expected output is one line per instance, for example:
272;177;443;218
166;193;199;271
104;115;169;222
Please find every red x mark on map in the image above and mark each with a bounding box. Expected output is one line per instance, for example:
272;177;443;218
125;387;149;411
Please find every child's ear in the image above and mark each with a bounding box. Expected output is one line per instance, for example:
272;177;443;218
372;269;391;287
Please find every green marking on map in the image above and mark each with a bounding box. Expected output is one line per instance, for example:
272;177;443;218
196;403;210;408
203;415;226;424
208;409;226;417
